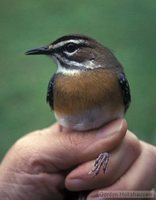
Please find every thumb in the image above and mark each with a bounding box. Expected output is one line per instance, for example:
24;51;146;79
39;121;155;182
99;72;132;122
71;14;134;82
55;118;127;168
1;119;126;176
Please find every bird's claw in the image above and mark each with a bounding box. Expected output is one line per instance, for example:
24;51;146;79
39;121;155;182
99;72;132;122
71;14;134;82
89;152;109;176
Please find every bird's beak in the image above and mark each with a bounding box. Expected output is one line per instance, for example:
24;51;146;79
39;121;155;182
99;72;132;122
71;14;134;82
25;46;52;55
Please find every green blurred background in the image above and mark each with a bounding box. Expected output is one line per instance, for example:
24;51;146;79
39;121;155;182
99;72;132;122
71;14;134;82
0;0;156;160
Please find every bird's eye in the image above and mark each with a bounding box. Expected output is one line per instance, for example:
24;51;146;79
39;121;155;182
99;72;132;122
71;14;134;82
64;43;78;53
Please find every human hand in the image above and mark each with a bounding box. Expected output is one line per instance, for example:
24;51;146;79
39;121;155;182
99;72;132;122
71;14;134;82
66;132;156;199
0;119;127;200
0;119;155;200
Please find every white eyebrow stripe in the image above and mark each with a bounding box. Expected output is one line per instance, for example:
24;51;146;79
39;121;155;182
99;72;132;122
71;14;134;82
53;39;85;48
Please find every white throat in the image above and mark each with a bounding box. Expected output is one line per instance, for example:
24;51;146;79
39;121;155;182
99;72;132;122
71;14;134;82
57;64;81;76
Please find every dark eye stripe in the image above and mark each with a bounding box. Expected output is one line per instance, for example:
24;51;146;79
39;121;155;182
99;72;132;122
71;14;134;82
54;42;89;54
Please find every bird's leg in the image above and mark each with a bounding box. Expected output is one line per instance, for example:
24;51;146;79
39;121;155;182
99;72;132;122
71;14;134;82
89;152;109;176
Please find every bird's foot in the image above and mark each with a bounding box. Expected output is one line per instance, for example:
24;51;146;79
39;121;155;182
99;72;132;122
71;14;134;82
89;152;109;176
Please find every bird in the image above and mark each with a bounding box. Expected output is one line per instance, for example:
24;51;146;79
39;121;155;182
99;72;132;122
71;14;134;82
25;34;131;199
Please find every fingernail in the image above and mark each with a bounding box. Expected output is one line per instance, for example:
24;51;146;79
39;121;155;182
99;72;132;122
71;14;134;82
96;118;125;139
66;178;86;190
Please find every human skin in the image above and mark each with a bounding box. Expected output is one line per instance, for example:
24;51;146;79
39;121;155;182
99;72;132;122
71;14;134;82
0;119;155;200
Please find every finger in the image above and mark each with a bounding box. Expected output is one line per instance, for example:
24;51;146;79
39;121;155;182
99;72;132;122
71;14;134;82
65;131;141;191
2;118;126;175
59;118;127;165
87;137;156;199
0;119;126;200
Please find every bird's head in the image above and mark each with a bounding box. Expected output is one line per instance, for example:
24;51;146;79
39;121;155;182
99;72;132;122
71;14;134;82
26;34;121;75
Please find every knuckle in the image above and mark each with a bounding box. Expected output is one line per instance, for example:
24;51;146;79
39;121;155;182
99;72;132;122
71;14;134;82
124;132;141;159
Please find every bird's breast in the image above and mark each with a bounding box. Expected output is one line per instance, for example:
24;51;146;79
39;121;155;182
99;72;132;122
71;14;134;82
53;69;124;130
54;69;122;114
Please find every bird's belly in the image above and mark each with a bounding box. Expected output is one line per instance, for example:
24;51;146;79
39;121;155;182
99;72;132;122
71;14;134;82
55;105;124;131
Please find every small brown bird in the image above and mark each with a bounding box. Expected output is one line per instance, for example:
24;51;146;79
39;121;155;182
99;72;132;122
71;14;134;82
26;34;131;199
